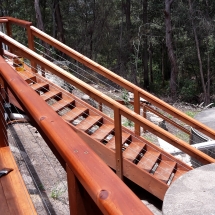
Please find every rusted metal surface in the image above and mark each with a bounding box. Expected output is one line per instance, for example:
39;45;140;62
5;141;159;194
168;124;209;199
0;56;153;215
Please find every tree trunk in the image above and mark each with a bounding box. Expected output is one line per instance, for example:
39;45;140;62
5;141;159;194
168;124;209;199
125;0;131;31
53;0;65;44
164;0;178;99
206;48;210;104
188;0;209;104
34;0;45;32
149;41;153;83
143;0;149;91
34;0;50;57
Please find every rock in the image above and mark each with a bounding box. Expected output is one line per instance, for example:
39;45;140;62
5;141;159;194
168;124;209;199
128;92;134;99
150;116;163;125
81;94;97;108
158;120;168;131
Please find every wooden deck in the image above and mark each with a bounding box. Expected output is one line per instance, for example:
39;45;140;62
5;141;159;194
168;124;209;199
0;146;37;215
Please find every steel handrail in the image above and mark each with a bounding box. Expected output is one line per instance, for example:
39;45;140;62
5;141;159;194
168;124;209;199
0;55;152;215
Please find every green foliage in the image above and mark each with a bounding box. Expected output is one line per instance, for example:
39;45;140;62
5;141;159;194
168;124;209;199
122;90;130;106
2;0;215;102
50;187;64;200
123;119;134;128
185;111;197;118
179;79;199;103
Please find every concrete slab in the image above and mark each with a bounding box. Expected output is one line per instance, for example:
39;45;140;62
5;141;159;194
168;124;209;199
163;163;215;215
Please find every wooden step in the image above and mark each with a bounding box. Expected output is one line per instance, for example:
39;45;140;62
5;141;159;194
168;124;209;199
51;98;75;112
0;146;37;215
123;141;146;162
137;149;161;172
171;168;187;184
154;160;176;183
76;115;102;131
91;124;114;141
40;90;62;101
62;107;88;122
18;70;36;84
31;82;49;91
106;132;131;150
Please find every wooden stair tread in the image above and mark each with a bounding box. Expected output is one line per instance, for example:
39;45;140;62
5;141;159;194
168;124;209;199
0;146;36;215
154;160;176;183
76;115;102;131
18;70;36;84
137;150;161;172
123;141;145;162
31;82;49;91
91;124;114;141
106;132;131;150
40;90;62;101
51;98;75;112
171;169;188;184
62;107;88;122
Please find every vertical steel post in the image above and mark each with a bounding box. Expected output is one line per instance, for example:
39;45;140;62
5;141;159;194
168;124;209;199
114;107;123;179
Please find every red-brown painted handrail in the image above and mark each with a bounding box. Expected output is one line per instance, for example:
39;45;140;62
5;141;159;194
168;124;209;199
28;26;215;140
1;17;215;140
0;55;153;215
0;18;8;23
0;32;214;166
1;17;31;27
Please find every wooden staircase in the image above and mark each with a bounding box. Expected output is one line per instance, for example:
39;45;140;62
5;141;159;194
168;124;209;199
13;66;192;200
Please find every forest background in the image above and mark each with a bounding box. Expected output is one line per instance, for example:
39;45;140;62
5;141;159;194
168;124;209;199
1;0;215;105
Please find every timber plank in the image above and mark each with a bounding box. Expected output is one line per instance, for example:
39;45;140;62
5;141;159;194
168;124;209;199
76;115;102;131
31;82;49;91
51;98;75;112
0;182;10;215
154;160;176;183
0;146;36;214
137;149;161;172
40;90;62;101
106;132;131;150
91;124;114;141
18;70;36;84
62;107;88;122
123;141;145;162
171;168;187;184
